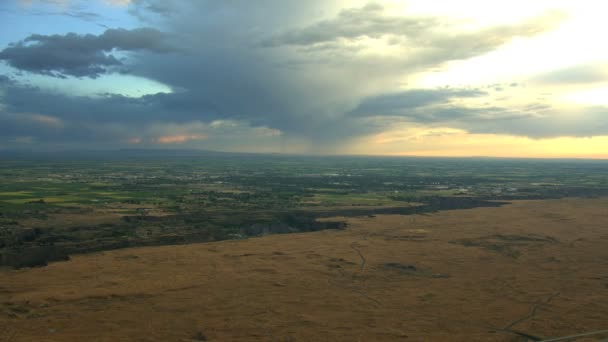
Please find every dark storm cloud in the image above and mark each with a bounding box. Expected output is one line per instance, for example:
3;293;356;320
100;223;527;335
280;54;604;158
0;112;64;142
0;79;219;124
0;76;378;149
0;28;175;78
349;88;486;117
1;1;592;151
118;2;565;145
4;73;604;147
0;78;223;145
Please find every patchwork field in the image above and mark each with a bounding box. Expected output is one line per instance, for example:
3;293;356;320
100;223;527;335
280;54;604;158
1;197;608;341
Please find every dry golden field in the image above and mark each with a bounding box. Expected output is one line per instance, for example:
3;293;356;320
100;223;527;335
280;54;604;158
1;198;608;341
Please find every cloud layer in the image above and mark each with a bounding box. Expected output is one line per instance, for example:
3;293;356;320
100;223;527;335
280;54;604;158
0;28;173;78
1;0;606;154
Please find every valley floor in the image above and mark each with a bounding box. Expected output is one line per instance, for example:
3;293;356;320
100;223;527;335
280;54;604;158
1;198;608;341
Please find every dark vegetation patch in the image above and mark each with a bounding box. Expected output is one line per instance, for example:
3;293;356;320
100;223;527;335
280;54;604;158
193;331;208;341
384;263;418;272
115;254;139;260
0;155;606;268
382;262;449;278
2;301;38;319
450;234;559;258
309;197;508;218
0;245;69;268
383;234;427;241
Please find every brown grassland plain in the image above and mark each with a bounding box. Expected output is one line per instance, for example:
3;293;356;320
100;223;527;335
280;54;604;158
1;198;608;341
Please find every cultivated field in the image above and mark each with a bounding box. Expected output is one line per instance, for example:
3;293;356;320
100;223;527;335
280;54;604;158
2;197;607;341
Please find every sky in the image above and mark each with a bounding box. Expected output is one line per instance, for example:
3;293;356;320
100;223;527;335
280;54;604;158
0;0;607;158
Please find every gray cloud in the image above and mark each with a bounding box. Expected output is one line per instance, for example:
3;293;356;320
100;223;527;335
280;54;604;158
0;28;175;78
464;106;608;138
121;2;565;144
261;3;440;47
0;79;219;124
262;3;564;63
532;63;608;85
349;88;486;117
369;102;608;139
351;99;548;132
1;1;602;152
347;85;608;138
0;77;288;150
